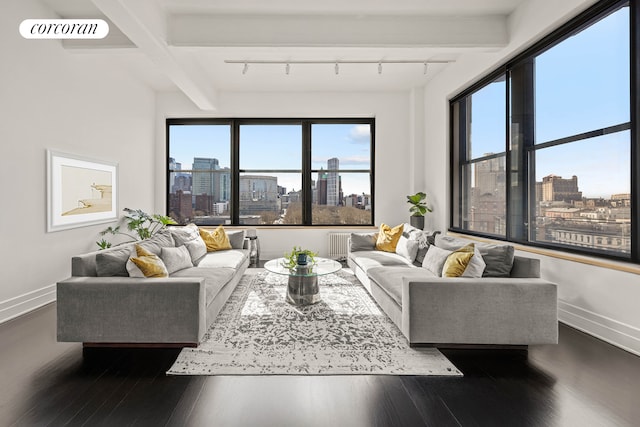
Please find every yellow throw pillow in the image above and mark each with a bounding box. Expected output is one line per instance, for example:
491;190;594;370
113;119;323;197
135;244;155;258
375;223;404;253
130;244;168;278
442;243;475;277
199;225;232;252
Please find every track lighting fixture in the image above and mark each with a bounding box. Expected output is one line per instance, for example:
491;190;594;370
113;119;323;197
225;59;453;75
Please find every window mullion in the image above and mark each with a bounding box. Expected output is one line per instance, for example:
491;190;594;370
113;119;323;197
231;121;240;225
631;0;639;263
508;60;535;242
302;122;312;225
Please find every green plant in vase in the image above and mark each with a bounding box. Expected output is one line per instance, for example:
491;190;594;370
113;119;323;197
282;246;318;269
406;192;432;230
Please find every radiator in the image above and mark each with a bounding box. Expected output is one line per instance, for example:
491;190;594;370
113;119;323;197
327;233;350;260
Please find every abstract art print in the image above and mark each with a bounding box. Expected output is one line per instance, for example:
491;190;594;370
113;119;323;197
47;150;118;232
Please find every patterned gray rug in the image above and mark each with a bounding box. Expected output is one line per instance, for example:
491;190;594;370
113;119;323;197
167;269;462;376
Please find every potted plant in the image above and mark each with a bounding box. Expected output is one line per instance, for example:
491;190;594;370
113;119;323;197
97;207;176;249
406;192;432;230
282;246;318;269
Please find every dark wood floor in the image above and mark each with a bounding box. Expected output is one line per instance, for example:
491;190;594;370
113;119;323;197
2;304;639;427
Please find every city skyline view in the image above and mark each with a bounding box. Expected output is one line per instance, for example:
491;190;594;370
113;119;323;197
168;120;373;225
169;123;372;196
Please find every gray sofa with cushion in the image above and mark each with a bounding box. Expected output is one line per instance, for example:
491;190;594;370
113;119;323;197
57;225;250;346
348;225;558;347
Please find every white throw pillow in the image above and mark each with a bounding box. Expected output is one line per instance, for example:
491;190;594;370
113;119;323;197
461;245;486;278
421;246;453;277
395;236;419;263
126;258;145;277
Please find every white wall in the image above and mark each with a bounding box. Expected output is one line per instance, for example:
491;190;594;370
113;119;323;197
0;0;156;323
155;90;415;259
422;0;640;355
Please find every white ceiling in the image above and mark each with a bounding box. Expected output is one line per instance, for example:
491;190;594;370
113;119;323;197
40;0;526;110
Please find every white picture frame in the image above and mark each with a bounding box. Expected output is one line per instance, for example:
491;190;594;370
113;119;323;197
47;150;118;232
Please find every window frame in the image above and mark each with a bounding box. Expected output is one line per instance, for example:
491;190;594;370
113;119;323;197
449;0;638;263
166;117;375;227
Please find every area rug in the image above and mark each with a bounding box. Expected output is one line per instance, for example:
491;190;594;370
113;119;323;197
167;269;462;376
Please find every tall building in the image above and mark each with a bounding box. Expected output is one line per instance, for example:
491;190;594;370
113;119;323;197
327;157;340;206
169;157;179;193
540;174;582;203
239;175;279;214
219;169;231;202
470;156;506;234
315;170;328;205
192;157;219;197
169;190;193;222
474;156;505;196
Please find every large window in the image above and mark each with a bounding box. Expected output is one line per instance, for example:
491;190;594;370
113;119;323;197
167;119;374;226
451;75;507;237
451;1;637;262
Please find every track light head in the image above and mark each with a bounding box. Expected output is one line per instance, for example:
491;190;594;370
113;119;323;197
242;63;248;75
423;61;428;75
285;63;290;75
378;62;382;74
335;62;339;75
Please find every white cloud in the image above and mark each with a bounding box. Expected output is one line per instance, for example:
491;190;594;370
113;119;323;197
312;155;370;167
348;125;371;143
340;155;371;165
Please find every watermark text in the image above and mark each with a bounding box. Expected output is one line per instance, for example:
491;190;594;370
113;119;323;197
19;19;109;39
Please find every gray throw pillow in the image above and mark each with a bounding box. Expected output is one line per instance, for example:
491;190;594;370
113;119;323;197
476;244;515;277
349;233;376;252
421;246;452;277
412;231;437;264
170;223;200;246
95;246;131;277
138;229;175;255
184;236;207;265
227;230;246;249
435;235;514;277
160;245;194;274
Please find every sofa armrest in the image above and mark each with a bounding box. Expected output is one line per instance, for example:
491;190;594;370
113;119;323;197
57;276;207;344
401;277;558;345
511;256;540;278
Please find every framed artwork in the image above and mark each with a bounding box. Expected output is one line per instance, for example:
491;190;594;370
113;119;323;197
47;150;118;232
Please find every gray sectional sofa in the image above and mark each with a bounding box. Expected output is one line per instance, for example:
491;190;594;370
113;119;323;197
348;225;558;347
57;225;250;347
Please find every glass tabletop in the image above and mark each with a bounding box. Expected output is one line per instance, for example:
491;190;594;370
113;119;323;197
264;257;342;277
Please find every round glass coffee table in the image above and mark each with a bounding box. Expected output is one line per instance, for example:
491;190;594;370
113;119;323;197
264;257;342;306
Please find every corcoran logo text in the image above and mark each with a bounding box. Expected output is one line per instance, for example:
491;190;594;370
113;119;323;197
19;19;109;39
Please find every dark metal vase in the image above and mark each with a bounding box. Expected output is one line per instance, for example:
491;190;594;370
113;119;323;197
410;216;425;230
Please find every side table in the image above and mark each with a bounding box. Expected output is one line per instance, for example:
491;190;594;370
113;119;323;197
246;235;260;266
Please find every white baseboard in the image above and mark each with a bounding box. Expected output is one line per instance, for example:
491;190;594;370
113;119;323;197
559;300;640;357
0;284;56;325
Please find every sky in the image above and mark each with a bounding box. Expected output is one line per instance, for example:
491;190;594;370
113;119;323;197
470;6;630;199
169;123;372;195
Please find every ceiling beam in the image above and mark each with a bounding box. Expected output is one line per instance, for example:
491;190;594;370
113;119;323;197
91;0;217;111
169;14;508;48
